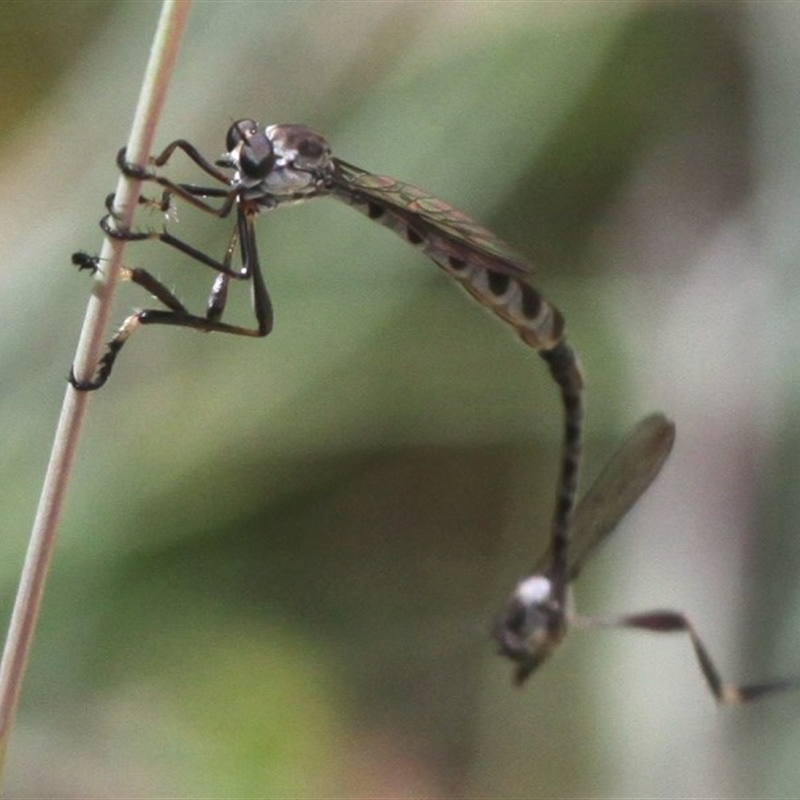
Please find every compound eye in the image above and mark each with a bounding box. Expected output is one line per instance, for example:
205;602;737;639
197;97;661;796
239;131;275;179
225;118;258;152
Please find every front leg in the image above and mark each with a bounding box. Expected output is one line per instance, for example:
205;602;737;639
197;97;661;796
99;213;247;280
116;147;236;218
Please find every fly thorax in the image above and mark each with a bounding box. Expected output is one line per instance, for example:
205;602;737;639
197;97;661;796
247;168;326;202
261;123;334;199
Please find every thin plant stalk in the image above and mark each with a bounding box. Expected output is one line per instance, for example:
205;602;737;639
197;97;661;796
0;0;192;780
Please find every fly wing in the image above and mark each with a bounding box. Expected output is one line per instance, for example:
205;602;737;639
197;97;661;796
331;159;533;280
533;413;676;581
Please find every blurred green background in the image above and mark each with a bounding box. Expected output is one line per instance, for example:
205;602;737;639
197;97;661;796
2;1;800;797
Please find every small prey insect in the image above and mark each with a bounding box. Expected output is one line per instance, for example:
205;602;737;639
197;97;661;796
494;413;799;704
72;119;584;594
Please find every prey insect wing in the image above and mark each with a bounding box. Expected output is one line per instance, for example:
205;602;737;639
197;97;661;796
533;413;676;581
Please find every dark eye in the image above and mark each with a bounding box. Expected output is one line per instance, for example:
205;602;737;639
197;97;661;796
226;118;258;152
239;131;275;179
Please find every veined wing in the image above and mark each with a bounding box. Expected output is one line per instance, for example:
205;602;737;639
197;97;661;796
533;413;676;581
331;158;533;280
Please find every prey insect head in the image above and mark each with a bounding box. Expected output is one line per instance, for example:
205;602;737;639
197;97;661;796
493;575;566;684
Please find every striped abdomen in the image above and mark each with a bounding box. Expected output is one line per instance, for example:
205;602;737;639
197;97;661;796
329;184;564;353
328;164;584;578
